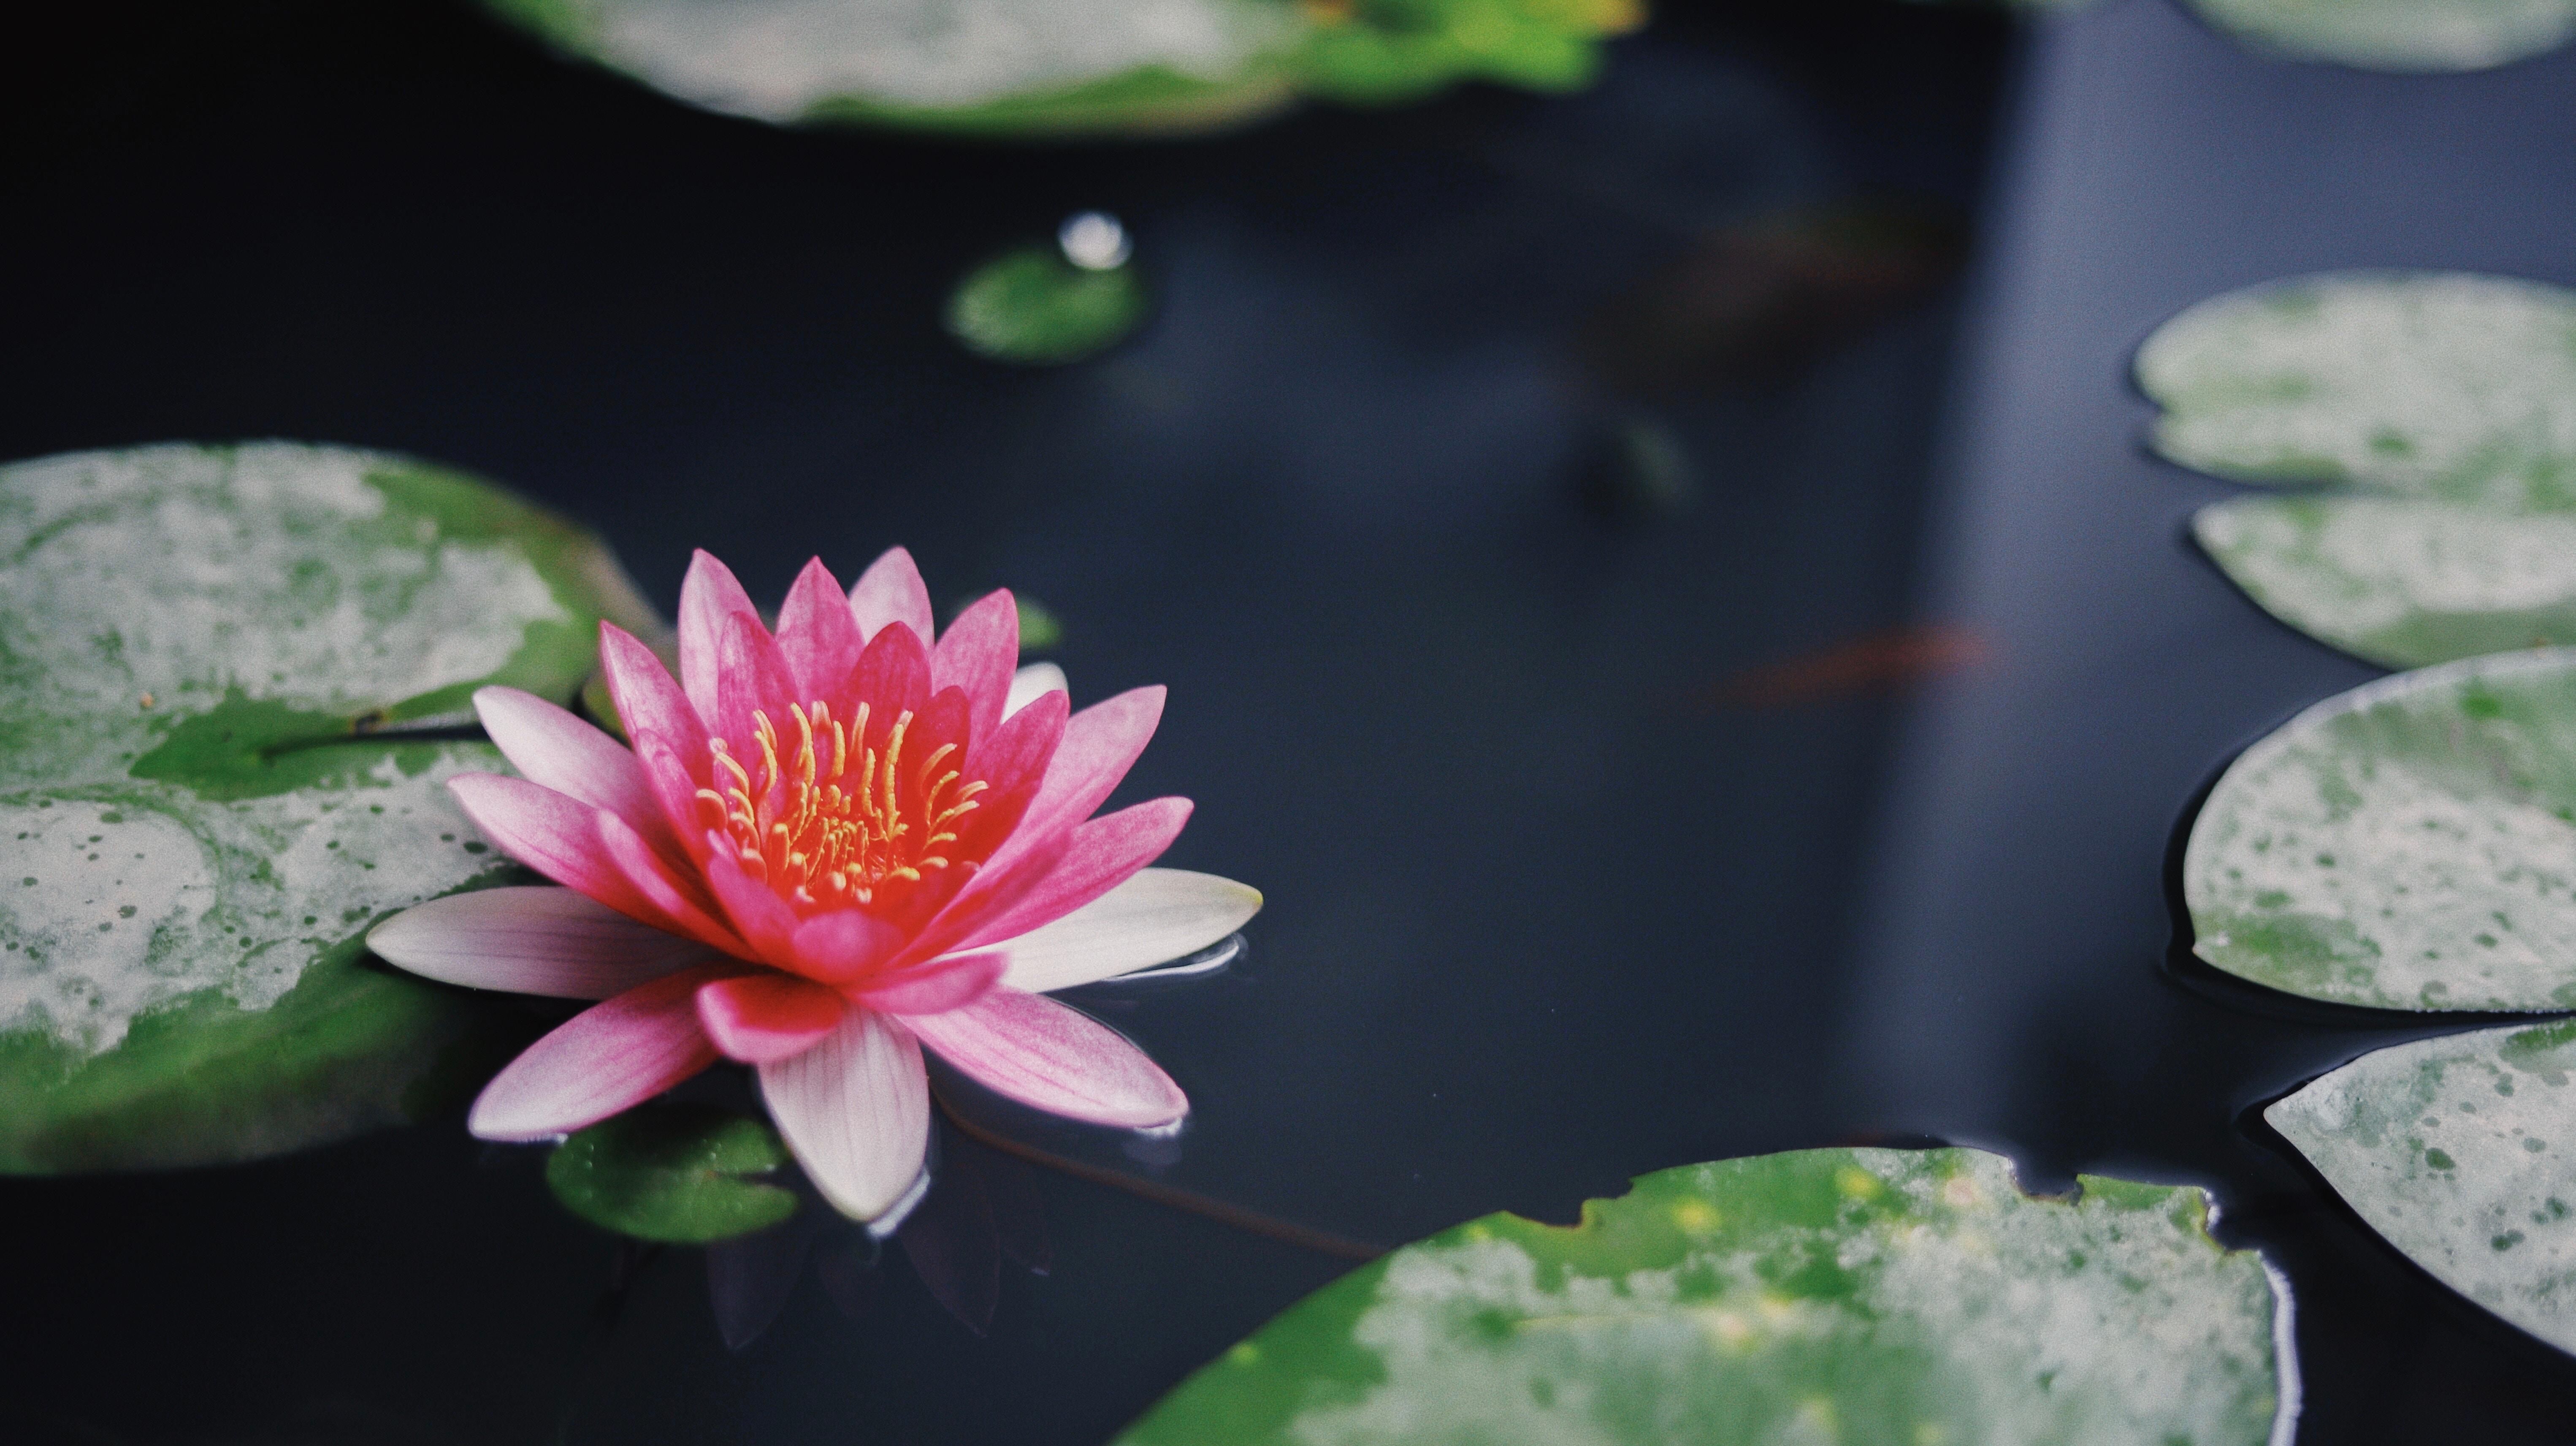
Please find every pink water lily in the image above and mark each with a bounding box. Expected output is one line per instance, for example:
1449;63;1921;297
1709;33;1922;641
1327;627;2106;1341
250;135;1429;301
368;548;1259;1224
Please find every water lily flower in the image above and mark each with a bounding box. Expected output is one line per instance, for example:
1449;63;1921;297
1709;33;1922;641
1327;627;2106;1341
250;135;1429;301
369;548;1260;1225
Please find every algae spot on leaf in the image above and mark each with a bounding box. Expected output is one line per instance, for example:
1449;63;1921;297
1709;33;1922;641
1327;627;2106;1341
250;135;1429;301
547;1103;800;1244
2185;649;2576;1010
2183;0;2576;71
2274;1021;2576;1354
0;442;661;1172
1115;1147;2290;1446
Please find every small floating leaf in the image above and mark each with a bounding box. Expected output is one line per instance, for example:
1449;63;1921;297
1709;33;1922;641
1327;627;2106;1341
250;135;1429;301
2194;494;2576;669
1116;1147;2291;1446
547;1103;799;1243
947;247;1149;365
2186;649;2576;1011
0;442;656;1171
2273;1020;2576;1353
2138;271;2576;512
2183;0;2576;72
479;0;1635;137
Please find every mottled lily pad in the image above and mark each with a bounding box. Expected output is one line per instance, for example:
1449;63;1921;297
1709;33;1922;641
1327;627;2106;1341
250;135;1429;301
1117;1147;2293;1446
479;0;1636;137
2272;1020;2576;1354
547;1103;799;1243
947;247;1151;364
2139;271;2576;513
0;442;658;1171
2195;494;2576;669
2186;649;2576;1011
2184;0;2576;71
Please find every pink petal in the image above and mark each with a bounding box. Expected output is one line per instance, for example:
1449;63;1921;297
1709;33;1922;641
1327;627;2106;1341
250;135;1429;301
847;618;932;724
368;886;723;998
467;963;736;1140
697;973;851;1065
776;556;866;701
980;686;1165;881
473;685;680;860
760;1007;931;1223
715;611;803;763
908;989;1185;1128
679;550;762;726
932;590;1019;744
599;622;713;847
949;797;1194;955
951;689;1065;860
596;811;753;956
789;906;909;986
448;773;673;929
699;844;802;965
855;950;1005;1016
848;545;936;647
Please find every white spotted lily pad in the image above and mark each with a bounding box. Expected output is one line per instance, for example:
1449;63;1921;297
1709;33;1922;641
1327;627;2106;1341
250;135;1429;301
2186;649;2576;1011
2194;495;2576;669
2272;1020;2576;1354
0;442;660;1172
1116;1147;2294;1446
2183;0;2576;71
2141;272;2576;666
478;0;1639;137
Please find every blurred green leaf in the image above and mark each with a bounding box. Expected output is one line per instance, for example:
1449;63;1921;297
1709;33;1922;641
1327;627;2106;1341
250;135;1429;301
547;1103;799;1243
947;249;1151;365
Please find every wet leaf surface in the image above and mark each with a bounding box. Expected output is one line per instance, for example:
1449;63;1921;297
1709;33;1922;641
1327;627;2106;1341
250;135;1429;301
2273;1019;2576;1354
0;442;654;1171
1116;1147;2290;1446
547;1103;799;1244
2186;649;2576;1011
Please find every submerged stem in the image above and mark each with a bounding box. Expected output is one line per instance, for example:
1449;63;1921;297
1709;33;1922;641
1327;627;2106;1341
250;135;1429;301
929;1089;1384;1264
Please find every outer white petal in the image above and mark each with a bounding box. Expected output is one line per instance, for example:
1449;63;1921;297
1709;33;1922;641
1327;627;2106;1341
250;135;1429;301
367;886;724;999
1004;662;1068;719
759;1007;931;1224
991;868;1262;994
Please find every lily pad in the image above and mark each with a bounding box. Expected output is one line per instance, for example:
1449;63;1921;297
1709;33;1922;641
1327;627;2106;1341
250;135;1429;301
2186;649;2576;1011
947;247;1151;365
2183;0;2576;71
2272;1019;2576;1354
0;442;658;1172
2137;271;2576;512
1116;1147;2293;1446
547;1103;799;1243
2194;494;2576;669
478;0;1636;137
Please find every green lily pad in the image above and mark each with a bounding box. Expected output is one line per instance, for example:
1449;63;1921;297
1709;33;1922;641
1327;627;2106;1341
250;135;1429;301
478;0;1634;137
0;442;659;1172
2183;0;2576;71
2138;271;2576;512
1116;1147;2292;1446
947;247;1151;365
2272;1019;2576;1354
2194;494;2576;670
547;1103;799;1243
2186;649;2576;1011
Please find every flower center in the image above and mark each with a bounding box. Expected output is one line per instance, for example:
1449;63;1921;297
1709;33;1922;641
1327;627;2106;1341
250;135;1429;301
694;699;986;906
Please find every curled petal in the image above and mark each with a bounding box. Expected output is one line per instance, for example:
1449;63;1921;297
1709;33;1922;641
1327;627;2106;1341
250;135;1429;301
679;549;761;725
1005;662;1068;719
761;1007;931;1224
909;989;1186;1129
473;687;679;860
369;886;723;998
698;973;851;1065
848;545;936;647
855;950;1005;1016
776;556;865;700
992;869;1262;994
933;589;1019;744
467;963;737;1141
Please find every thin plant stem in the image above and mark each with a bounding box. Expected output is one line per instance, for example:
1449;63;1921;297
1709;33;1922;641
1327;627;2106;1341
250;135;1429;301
930;1088;1385;1264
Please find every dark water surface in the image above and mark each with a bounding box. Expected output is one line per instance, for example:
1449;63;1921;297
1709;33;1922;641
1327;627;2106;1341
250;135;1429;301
4;0;2575;1441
